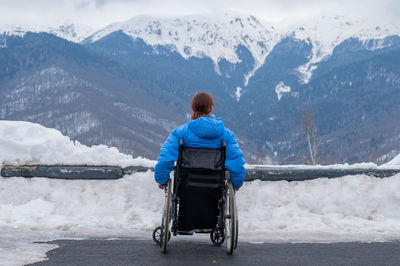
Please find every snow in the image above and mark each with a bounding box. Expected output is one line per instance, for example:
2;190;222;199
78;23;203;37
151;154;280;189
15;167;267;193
0;38;6;49
48;22;95;42
384;154;400;166
2;13;400;87
278;15;400;84
0;172;160;235
239;174;400;242
235;86;242;101
248;162;379;170
274;81;291;101
87;13;281;82
1;120;400;264
0;121;155;168
0;232;57;266
0;21;95;43
1;173;400;258
86;13;400;87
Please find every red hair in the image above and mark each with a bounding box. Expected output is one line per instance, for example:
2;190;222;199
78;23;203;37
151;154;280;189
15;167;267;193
191;92;214;120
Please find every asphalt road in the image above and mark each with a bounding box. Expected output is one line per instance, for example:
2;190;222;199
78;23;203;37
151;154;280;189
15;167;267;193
29;238;400;266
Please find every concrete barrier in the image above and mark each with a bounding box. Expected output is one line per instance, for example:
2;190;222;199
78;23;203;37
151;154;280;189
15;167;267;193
1;165;400;181
245;167;400;181
1;165;123;179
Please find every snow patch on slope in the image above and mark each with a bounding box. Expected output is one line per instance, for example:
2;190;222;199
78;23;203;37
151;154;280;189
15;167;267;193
0;38;6;49
235;87;242;101
275;82;291;101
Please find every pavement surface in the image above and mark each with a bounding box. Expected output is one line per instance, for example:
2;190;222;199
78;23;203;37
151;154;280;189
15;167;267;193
29;237;400;266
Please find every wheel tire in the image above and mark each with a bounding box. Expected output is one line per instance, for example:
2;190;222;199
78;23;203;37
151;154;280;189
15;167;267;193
210;227;225;246
232;187;238;250
153;226;161;245
153;226;171;245
234;200;239;250
225;182;236;255
161;179;172;253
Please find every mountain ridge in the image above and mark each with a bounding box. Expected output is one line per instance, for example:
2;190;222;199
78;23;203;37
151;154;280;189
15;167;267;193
85;13;400;85
3;13;399;87
0;21;95;42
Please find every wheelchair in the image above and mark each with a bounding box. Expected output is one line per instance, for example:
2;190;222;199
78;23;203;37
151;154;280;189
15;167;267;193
152;140;238;254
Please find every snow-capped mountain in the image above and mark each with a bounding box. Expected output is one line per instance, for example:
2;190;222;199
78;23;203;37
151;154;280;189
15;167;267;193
86;13;400;85
48;22;95;42
280;15;400;83
0;21;95;42
2;13;399;84
2;13;400;164
86;13;281;83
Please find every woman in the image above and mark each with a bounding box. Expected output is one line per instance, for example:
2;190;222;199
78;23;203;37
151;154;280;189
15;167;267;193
154;92;246;190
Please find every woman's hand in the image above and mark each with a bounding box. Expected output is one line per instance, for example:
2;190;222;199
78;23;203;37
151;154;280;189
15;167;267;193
235;187;240;191
158;183;165;189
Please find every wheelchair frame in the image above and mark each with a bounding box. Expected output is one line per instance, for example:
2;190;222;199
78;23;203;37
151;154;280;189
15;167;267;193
153;140;238;254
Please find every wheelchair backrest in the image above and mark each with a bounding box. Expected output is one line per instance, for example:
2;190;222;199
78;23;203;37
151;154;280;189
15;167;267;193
175;139;226;189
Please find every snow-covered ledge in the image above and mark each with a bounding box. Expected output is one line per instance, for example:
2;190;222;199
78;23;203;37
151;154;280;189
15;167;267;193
1;121;400;181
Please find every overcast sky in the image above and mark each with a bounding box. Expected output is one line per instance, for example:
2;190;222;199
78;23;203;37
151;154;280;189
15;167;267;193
0;0;398;29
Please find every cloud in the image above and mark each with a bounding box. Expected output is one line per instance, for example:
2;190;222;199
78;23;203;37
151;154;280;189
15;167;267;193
94;0;106;7
0;0;398;28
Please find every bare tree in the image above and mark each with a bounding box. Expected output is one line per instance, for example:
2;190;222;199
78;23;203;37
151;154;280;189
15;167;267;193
301;110;319;165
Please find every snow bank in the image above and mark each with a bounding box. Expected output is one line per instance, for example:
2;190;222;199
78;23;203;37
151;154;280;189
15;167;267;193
0;171;159;265
0;172;161;235
384;154;400;166
1;120;398;170
0;121;155;168
1;172;400;243
2;119;400;243
239;174;400;242
2;120;400;264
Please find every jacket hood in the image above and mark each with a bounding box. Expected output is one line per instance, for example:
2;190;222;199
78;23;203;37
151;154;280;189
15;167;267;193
188;115;225;139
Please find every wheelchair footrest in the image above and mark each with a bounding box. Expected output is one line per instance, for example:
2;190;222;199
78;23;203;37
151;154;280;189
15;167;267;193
195;229;213;234
178;230;194;235
177;229;213;235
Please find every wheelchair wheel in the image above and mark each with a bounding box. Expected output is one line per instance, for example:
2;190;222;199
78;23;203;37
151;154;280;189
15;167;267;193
161;179;172;253
234;195;239;250
224;182;237;255
153;226;171;245
210;227;225;246
153;226;162;245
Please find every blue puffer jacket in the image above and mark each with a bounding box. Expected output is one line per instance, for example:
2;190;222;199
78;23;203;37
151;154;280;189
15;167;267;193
155;115;246;188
